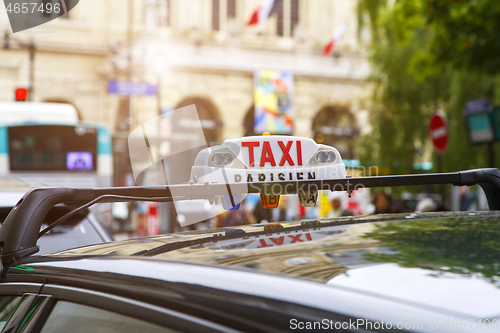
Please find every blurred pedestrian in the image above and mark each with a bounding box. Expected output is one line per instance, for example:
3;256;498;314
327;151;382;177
253;203;273;224
271;196;295;222
458;186;478;211
373;191;399;214
213;206;256;228
326;193;353;218
415;198;437;213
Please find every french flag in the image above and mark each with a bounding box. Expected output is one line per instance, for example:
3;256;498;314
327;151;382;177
248;0;278;26
323;23;348;55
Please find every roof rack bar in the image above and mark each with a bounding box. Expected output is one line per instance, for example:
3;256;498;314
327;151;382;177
0;168;499;269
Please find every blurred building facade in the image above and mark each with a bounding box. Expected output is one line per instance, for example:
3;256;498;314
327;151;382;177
0;0;371;185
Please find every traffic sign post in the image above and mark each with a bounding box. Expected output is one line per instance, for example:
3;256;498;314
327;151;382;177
429;112;449;205
429;112;449;154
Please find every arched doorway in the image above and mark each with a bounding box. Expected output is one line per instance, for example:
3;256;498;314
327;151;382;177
312;105;359;160
174;96;223;143
243;104;257;137
168;96;223;183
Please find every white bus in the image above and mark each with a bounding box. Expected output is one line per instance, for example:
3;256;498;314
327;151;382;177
0;102;113;188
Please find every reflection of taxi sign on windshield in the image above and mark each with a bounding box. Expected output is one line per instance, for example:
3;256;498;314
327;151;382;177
190;135;346;210
206;225;350;251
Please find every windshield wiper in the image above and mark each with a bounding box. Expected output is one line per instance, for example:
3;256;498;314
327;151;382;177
132;211;480;257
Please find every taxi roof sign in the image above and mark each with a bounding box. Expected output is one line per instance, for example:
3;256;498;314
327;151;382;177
190;135;346;210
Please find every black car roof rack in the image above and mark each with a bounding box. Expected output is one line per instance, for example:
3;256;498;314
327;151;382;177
1;168;499;273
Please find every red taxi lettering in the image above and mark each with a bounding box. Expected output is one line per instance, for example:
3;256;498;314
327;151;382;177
242;140;304;167
256;233;313;249
242;141;260;167
296;141;303;165
278;141;294;166
257;239;274;248
270;237;285;245
288;234;304;243
260;141;276;166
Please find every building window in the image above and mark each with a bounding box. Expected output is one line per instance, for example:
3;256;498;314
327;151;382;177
161;0;170;26
144;0;170;28
276;0;284;36
290;0;299;35
227;0;236;18
212;0;237;32
276;0;299;37
212;0;220;31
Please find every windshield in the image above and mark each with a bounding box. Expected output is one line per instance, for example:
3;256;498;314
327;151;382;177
36;217;105;255
0;207;106;255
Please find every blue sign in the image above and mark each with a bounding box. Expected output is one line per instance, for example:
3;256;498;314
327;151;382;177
108;81;157;96
67;152;93;171
465;98;489;115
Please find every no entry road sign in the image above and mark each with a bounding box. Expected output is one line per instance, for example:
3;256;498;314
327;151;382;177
429;113;449;154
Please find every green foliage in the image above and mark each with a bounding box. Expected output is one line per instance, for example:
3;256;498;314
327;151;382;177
357;0;388;39
423;0;500;74
357;0;500;174
362;216;500;286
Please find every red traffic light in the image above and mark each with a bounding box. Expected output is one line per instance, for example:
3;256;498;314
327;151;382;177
15;88;28;101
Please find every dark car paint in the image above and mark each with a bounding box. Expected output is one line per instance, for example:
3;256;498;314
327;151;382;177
4;256;444;332
2;211;500;332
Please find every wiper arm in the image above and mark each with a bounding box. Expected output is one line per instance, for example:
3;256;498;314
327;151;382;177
132;219;345;257
134;212;442;257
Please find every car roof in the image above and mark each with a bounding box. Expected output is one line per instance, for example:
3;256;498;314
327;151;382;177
11;211;500;320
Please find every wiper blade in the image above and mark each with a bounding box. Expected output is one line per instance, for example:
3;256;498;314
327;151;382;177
133;219;352;257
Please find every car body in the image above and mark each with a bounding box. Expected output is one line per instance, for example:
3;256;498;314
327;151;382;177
1;211;499;332
0;178;112;255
